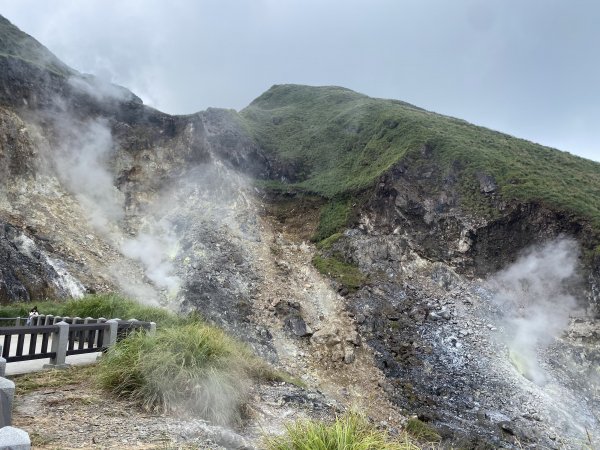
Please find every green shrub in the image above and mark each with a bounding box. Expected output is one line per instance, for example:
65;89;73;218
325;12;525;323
96;322;259;424
265;412;421;450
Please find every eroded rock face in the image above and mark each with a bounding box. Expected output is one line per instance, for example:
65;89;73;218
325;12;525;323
361;155;600;314
0;220;84;302
318;151;600;446
327;229;600;448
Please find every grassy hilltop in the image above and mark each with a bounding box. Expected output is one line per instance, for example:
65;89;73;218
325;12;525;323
241;84;600;238
0;15;73;76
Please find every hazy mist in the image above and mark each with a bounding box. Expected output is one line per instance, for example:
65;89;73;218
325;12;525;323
0;0;598;162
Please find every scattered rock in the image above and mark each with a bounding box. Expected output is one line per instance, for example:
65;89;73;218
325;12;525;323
285;316;312;337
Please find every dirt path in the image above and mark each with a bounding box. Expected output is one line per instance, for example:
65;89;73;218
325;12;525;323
10;365;336;449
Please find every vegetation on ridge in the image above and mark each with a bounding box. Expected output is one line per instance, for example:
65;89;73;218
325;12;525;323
0;15;73;76
241;84;600;237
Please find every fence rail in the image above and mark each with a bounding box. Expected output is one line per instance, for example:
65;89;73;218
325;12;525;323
0;316;155;367
0;325;56;362
0;316;156;449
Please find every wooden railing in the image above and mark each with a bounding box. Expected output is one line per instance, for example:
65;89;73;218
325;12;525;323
0;316;155;367
0;325;56;362
0;316;156;449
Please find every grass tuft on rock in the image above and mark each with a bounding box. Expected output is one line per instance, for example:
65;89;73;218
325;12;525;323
312;255;367;292
404;418;442;443
265;412;421;450
96;321;261;425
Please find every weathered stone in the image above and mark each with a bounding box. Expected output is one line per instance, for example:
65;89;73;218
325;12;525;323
0;377;15;427
477;172;497;194
311;328;341;347
345;330;361;346
343;347;355;364
285;316;312;337
0;426;30;450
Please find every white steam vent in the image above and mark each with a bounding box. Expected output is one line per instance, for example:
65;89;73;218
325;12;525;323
489;238;582;385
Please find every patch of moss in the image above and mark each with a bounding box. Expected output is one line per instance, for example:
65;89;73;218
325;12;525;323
404;417;442;443
316;232;343;250
312;255;367;292
313;199;353;242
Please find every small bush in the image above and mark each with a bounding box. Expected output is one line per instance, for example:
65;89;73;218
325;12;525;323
96;322;258;425
265;412;421;450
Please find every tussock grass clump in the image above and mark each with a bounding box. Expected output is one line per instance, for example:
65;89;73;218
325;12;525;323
265;412;422;450
96;322;258;425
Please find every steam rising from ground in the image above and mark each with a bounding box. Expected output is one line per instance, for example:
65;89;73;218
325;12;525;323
51;117;124;232
44;105;180;301
489;238;582;385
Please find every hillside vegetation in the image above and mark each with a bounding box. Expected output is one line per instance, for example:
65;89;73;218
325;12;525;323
241;84;600;235
0;15;73;76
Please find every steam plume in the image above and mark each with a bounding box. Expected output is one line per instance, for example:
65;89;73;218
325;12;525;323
51;117;124;232
43;104;180;301
489;238;582;385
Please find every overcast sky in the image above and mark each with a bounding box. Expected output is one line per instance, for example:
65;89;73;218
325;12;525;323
1;0;599;162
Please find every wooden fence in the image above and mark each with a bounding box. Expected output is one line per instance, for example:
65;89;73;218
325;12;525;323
0;316;156;449
0;316;155;367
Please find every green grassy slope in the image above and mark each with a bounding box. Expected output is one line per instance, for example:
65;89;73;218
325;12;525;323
0;15;74;76
241;84;600;233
